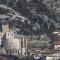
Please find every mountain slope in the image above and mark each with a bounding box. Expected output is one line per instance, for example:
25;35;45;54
0;0;60;35
0;0;60;48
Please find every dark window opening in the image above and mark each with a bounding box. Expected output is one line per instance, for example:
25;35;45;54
3;22;7;25
12;34;13;36
8;34;9;36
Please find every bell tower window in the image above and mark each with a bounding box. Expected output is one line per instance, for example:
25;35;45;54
3;22;7;25
2;20;9;33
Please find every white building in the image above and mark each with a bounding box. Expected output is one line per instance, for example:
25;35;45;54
0;18;28;56
46;40;60;60
46;53;60;60
46;56;54;60
3;31;21;56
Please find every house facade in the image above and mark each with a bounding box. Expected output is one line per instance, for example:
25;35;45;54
0;18;28;56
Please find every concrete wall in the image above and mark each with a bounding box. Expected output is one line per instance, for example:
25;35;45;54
4;38;20;49
4;38;21;56
46;56;54;60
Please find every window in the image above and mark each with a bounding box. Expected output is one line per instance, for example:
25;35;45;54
11;50;14;53
8;34;9;36
12;34;13;36
16;50;17;53
3;22;7;25
18;51;19;55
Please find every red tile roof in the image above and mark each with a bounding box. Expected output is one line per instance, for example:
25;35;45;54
54;41;60;45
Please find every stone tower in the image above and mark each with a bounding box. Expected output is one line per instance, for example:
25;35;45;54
2;18;9;33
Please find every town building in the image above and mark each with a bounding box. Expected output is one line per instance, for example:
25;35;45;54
2;31;21;56
54;40;60;50
0;18;28;56
46;31;60;60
